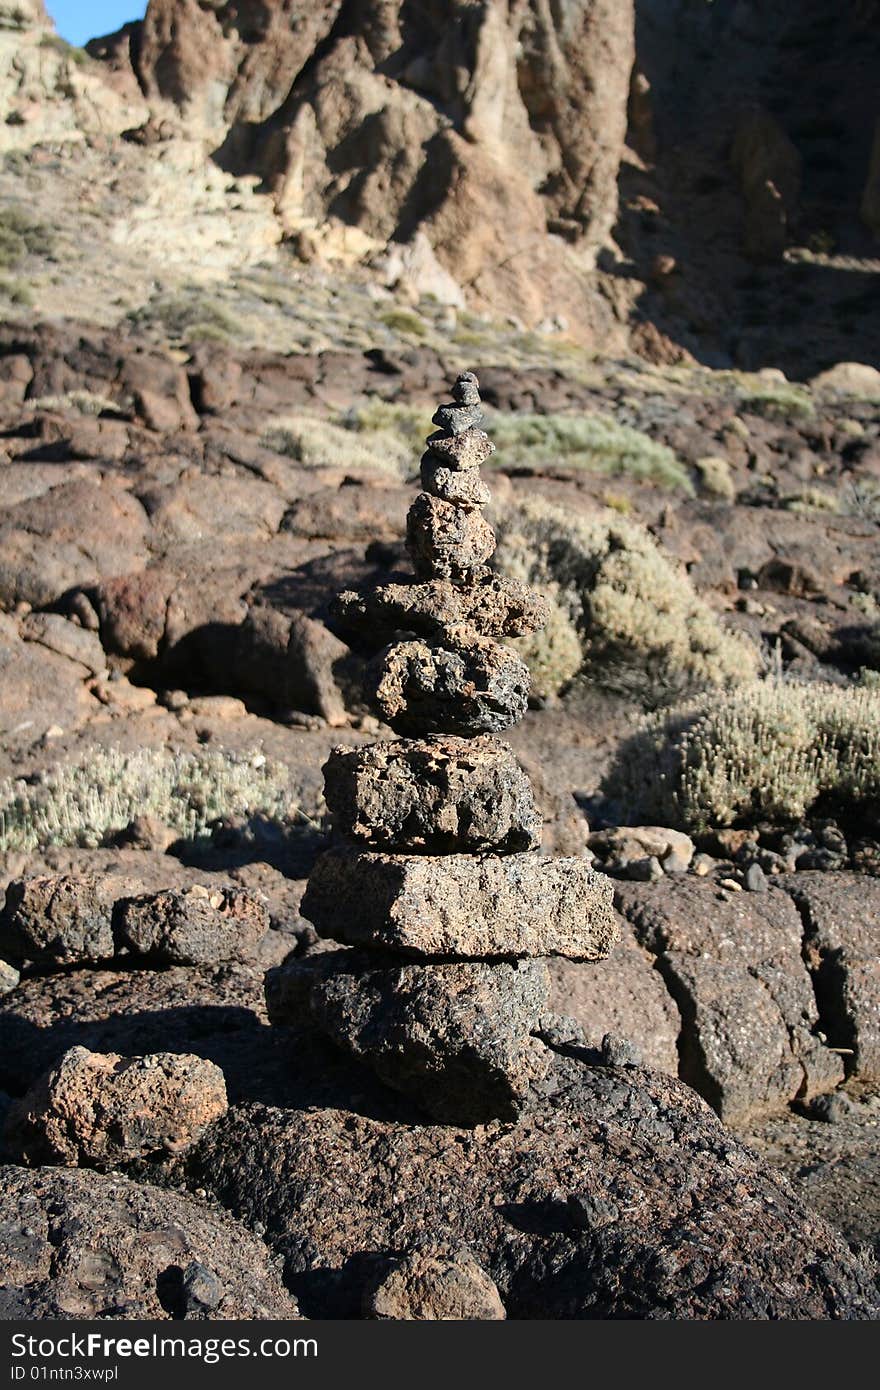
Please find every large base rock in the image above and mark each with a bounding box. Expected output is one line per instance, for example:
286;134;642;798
323;735;541;854
301;848;617;959
0;1165;299;1320
266;953;551;1125
178;1054;880;1319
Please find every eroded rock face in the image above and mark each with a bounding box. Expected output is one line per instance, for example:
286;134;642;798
372;631;531;736
0;1165;299;1319
301;849;617;960
4;1046;228;1167
266;953;551;1125
323;736;541;854
119;1;634;339
614;878;844;1122
180;1054;880;1319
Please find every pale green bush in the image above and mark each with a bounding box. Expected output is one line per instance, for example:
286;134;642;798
261;413;413;478
486;411;693;492
509;599;583;700
0;746;295;854
604;679;880;831
493;498;758;707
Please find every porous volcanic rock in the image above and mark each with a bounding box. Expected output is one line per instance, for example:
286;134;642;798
406;493;496;581
266;953;551;1125
301;849;616;960
178;1053;880;1319
0;1165;299;1319
334;571;549;641
322;736;541;854
0;875;117;967
4;1046;228;1167
364;1240;506;1320
420;459;492;506
615;878;844;1122
783;872;880;1081
423;428;495;472
372;631;531;736
116;886;269;966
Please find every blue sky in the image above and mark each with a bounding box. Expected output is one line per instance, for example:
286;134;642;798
46;2;147;47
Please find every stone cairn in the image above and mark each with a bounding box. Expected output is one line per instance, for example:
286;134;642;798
266;372;617;1125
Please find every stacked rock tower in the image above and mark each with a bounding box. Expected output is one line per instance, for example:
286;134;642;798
267;373;617;1125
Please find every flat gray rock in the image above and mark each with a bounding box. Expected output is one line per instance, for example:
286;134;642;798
323;735;541;854
301;848;617;959
266;952;551;1125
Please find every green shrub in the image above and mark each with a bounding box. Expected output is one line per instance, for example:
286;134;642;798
129;291;242;345
603;680;880;831
0;206;53;267
0;747;295;854
379;308;428;338
339;399;430;448
486;411;693;492
493;498;758;707
261;413;412;478
0;276;32;306
510;599;583;700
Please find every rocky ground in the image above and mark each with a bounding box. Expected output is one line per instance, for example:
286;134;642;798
0;0;879;1322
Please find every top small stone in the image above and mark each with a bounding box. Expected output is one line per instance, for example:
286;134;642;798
452;372;481;406
432;374;483;435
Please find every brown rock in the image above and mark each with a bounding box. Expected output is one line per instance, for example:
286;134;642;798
420;457;491;506
301;848;617;960
0;875;117;967
4;1046;228;1167
406;493;496;581
323;736;541;854
784;873;880;1081
364;1241;506;1320
0;1166;299;1319
267;952;551;1124
615;878;844;1122
334;571;549;640
116;886;269;966
423;429;495;472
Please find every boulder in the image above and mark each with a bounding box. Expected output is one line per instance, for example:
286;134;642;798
267;953;551;1125
615;878;844;1122
301;848;617;960
0;875;117;967
179;1054;879;1318
4;1046;228;1167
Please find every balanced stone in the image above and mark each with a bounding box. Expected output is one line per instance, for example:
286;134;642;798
432;402;483;435
452;371;481;406
420;457;491;506
334;572;549;640
265;952;551;1125
300;849;617;960
406;493;495;580
372;630;530;735
423;429;494;471
323;735;541;854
